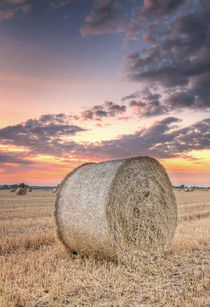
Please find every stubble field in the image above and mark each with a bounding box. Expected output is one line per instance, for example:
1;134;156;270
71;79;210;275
0;190;209;306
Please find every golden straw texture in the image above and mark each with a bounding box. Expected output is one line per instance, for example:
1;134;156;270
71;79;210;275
55;157;177;263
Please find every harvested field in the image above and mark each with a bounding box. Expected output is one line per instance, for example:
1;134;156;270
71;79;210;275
0;190;209;306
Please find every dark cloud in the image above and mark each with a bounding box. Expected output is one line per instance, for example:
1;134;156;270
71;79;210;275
129;99;168;118
81;101;126;120
81;0;126;36
166;91;195;109
125;0;185;40
0;113;86;156
151;118;210;157
121;91;141;101
122;88;168;118
123;1;210;113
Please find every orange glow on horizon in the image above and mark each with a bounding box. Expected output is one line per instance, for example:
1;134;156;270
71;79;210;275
0;149;209;186
160;150;210;174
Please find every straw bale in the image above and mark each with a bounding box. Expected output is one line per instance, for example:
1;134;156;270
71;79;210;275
16;187;27;195
55;156;177;263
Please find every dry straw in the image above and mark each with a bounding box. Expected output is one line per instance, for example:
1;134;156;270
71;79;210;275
55;156;177;264
16;187;27;195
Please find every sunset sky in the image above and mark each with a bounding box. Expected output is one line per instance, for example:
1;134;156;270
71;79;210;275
0;0;210;186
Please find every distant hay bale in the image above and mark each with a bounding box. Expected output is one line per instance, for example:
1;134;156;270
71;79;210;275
16;187;27;195
55;156;177;263
27;188;32;192
184;188;190;192
52;188;57;193
10;188;15;192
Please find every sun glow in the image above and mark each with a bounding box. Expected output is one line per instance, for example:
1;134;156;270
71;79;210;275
160;149;210;174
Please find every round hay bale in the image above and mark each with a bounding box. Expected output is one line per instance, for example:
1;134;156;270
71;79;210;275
10;188;15;192
16;187;27;195
27;188;32;192
52;188;57;193
55;156;177;263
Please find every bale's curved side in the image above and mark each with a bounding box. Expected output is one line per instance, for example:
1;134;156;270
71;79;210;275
55;163;96;253
55;160;124;258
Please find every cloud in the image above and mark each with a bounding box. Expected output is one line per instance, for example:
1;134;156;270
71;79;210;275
0;113;209;167
129;99;168;118
123;1;210;114
125;0;185;40
75;117;210;160
121;91;141;102
0;1;30;21
127;88;169;118
142;0;183;17
81;0;126;36
0;113;86;156
81;101;126;120
0;153;34;165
